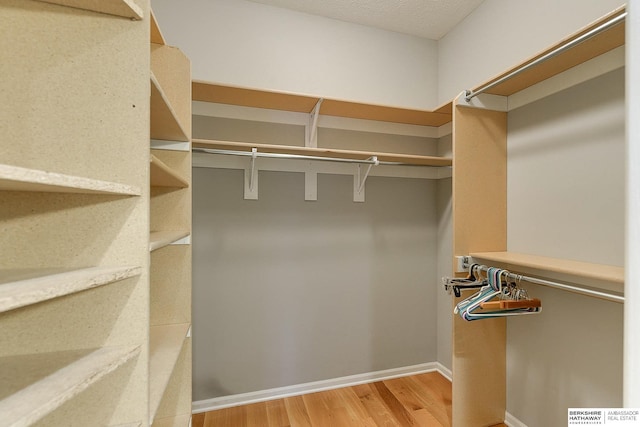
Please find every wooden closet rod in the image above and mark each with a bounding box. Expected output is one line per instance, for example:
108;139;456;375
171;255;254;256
464;11;627;101
192;147;438;167
464;260;624;303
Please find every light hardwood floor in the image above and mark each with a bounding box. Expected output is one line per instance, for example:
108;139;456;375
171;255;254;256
192;372;508;426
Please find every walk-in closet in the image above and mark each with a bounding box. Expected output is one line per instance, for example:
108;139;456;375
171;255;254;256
2;0;639;426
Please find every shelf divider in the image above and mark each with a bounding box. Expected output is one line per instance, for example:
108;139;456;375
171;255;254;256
0;345;140;427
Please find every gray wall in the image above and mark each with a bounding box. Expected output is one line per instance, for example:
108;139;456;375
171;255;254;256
192;168;440;400
505;69;625;426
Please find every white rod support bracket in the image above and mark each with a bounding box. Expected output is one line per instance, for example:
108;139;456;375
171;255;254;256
305;165;318;201
244;148;258;200
354;156;378;202
305;98;323;148
304;99;321;202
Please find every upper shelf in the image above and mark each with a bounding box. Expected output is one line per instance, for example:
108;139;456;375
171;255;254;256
192;81;452;127
470;6;625;97
34;0;143;20
0;163;141;196
193;139;452;167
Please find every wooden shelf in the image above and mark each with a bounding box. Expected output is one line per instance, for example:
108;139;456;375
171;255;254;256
192;81;452;127
0;164;141;196
149;231;191;252
151;154;189;188
149;323;190;423
34;0;143;20
193;139;453;167
472;6;625;97
470;251;624;285
151;414;191;427
151;73;190;143
151;9;166;45
0;346;140;427
0;266;141;314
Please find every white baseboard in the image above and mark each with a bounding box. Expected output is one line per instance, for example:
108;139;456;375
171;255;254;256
505;411;528;427
192;361;451;414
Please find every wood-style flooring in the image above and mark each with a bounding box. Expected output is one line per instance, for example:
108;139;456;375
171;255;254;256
192;372;508;427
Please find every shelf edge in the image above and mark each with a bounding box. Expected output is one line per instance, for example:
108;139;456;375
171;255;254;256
0;164;141;196
33;0;143;20
0;345;141;427
149;231;191;252
0;266;142;314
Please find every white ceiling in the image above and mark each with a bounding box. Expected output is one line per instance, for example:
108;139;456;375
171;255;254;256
245;0;485;40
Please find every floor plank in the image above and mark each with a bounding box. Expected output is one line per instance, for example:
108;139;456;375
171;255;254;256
266;399;291;427
284;395;312;427
192;372;508;427
354;383;402;427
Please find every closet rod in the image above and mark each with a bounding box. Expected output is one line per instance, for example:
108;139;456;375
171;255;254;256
464;261;624;303
464;11;627;102
192;147;436;167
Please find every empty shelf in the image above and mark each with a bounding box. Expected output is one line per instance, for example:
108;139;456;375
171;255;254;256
0;345;140;427
192;81;452;127
151;73;190;142
150;155;189;188
469;6;625;97
149;323;190;423
151;414;191;427
470;251;624;285
193;139;452;167
34;0;143;20
0;266;141;314
0;164;141;196
150;9;166;45
149;231;191;252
